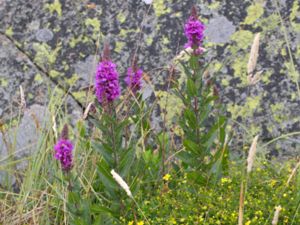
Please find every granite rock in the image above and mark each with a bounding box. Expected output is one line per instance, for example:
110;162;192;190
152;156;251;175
0;0;299;158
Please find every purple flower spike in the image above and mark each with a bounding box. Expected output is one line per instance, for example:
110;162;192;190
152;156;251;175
54;139;74;171
125;67;143;93
184;7;205;49
95;60;121;103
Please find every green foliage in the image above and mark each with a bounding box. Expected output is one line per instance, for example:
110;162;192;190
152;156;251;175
175;52;229;182
135;161;300;224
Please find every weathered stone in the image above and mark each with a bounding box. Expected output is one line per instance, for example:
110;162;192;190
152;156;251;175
0;104;49;185
205;16;236;43
73;55;98;87
0;0;299;158
35;28;54;42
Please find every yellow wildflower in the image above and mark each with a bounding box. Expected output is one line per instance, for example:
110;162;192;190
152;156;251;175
245;221;251;225
270;179;277;187
163;173;171;181
127;221;134;225
137;221;144;225
169;217;177;224
221;177;232;184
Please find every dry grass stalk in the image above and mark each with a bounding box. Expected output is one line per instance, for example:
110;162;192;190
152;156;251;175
247;135;259;173
286;160;300;185
272;205;282;225
82;102;93;120
111;169;133;198
19;85;26;110
247;33;260;76
52;116;58;139
238;181;244;225
247;33;262;85
247;71;263;85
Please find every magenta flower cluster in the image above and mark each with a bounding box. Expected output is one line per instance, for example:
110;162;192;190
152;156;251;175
54;139;73;171
125;67;143;93
184;15;205;48
95;60;121;103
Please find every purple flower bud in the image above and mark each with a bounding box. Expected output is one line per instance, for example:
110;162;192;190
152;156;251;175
95;60;121;103
184;8;205;49
125;67;143;93
54;139;73;172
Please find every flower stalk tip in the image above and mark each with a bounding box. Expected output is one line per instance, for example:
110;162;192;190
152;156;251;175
246;135;259;173
184;7;205;49
95;44;120;104
54;139;74;172
111;169;133;198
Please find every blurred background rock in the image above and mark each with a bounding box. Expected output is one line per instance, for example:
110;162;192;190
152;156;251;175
0;0;300;160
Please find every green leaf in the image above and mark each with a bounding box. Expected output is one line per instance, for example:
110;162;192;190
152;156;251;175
91;205;116;216
177;151;198;167
68;191;80;204
119;148;135;177
187;78;197;97
183;109;197;130
172;89;189;106
180;61;193;78
117;119;130;131
183;139;201;155
77;120;86;137
90;118;106;132
92;141;114;165
189;55;199;71
203;117;225;149
186;171;207;185
210;142;229;183
97;161;117;189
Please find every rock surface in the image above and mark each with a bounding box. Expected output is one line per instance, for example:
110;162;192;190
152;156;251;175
0;0;300;161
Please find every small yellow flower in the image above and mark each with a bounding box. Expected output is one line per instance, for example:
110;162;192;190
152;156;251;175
255;210;263;216
127;221;134;225
169;217;177;224
137;221;144;225
270;179;277;187
221;177;231;184
245;221;251;225
163;173;171;181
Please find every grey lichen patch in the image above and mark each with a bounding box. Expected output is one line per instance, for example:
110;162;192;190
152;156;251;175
35;28;54;42
73;55;97;87
205;16;236;44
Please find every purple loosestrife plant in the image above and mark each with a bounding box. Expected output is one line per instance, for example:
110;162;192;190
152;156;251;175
176;6;229;182
125;67;143;93
184;6;205;49
54;139;73;171
95;44;120;104
54;124;73;172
